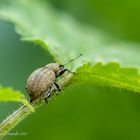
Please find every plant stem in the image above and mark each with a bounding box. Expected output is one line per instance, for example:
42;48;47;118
0;74;72;138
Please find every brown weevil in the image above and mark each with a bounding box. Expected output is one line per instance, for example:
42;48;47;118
26;54;83;103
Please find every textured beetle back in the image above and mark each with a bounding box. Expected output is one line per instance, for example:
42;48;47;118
45;63;60;75
26;67;56;102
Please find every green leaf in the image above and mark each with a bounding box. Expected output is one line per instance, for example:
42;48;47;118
0;0;140;70
72;62;140;93
0;0;139;98
0;86;34;112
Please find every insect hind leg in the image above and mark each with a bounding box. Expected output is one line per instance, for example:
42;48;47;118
43;85;53;103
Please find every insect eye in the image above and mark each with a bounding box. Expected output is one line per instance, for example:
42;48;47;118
59;64;64;69
59;65;64;70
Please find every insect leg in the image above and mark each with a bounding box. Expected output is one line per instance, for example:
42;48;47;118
43;85;53;103
44;82;61;103
30;99;33;103
56;68;74;77
54;82;61;91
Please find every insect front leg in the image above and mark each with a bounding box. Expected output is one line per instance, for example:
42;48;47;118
56;68;74;77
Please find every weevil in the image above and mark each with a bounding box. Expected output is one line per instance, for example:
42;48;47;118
26;54;83;103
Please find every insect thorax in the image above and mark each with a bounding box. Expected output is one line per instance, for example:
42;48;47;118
45;63;60;74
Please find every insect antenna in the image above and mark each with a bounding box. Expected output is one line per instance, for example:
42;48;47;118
63;53;83;66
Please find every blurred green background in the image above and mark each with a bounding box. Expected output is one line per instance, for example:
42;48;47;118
0;0;140;140
49;0;140;42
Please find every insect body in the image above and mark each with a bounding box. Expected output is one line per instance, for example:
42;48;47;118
26;54;83;103
26;63;69;102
